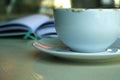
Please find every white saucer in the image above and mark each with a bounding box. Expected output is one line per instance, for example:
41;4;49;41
33;38;120;61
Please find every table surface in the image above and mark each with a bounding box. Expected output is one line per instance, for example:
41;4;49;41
1;38;120;80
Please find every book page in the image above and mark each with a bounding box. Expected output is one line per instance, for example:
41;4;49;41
35;21;57;37
0;14;57;38
0;14;51;32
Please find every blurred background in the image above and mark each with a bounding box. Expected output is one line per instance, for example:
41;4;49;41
0;0;120;21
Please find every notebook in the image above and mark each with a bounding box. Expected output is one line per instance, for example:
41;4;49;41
0;14;57;39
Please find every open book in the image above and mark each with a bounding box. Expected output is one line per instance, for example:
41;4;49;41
0;14;57;39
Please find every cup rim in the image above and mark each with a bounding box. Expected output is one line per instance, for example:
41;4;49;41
54;8;120;9
54;8;120;12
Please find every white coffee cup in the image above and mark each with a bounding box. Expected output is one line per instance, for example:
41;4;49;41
54;8;120;53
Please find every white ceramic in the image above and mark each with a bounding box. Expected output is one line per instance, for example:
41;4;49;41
54;8;120;53
33;38;120;61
